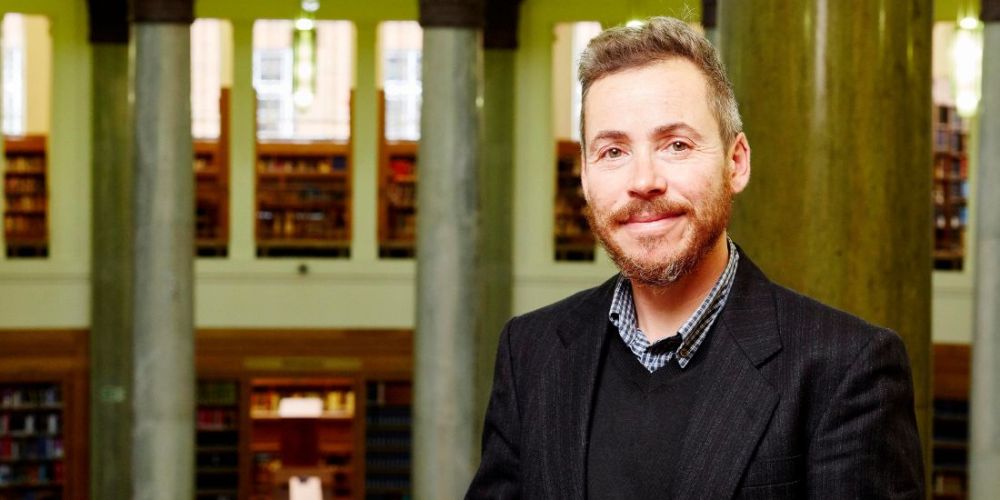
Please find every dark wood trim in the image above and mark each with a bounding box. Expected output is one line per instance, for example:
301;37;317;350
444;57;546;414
132;0;193;24
484;0;522;49
87;0;129;44
933;343;970;400
984;0;1000;23
419;0;485;29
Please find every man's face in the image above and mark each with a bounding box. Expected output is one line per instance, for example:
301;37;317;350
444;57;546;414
581;58;745;287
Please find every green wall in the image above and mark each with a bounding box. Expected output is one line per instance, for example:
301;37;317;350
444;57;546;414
0;0;979;342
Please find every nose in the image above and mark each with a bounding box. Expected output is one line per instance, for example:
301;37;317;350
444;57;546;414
627;149;666;199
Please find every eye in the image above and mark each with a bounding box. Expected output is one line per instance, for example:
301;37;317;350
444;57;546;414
605;147;624;159
668;141;690;152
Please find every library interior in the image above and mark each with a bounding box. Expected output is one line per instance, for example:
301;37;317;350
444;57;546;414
0;0;998;498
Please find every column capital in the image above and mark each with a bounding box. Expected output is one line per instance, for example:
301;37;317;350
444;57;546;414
984;0;1000;23
702;0;718;29
419;0;484;29
87;0;129;44
484;0;522;49
133;0;194;24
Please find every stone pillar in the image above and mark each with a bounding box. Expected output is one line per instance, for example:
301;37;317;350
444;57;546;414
971;1;1000;497
413;0;483;497
86;2;133;498
131;1;195;499
474;0;519;455
702;0;719;48
719;0;933;463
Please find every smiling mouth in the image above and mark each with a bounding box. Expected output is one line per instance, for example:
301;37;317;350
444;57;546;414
623;212;685;225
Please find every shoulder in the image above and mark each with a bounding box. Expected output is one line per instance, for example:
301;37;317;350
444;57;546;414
500;275;617;353
767;282;907;373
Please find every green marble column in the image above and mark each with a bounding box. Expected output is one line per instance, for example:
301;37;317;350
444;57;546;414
87;1;133;497
476;47;515;454
719;0;933;463
131;1;195;498
475;0;519;459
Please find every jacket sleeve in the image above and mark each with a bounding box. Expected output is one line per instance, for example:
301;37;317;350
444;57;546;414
466;319;522;499
806;329;925;499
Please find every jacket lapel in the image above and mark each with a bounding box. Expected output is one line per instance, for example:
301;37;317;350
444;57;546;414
547;277;618;499
672;254;784;499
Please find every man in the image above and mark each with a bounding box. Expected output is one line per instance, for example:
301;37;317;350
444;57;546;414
467;17;924;499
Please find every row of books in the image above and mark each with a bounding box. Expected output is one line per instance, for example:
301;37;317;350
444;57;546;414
386;213;416;240
197;381;238;406
0;462;64;486
257;186;349;205
4;217;47;238
2;156;45;173
933;127;966;153
4;195;46;211
933;156;967;180
385;183;416;208
0;437;63;460
257;211;349;241
3;177;46;194
0;414;60;435
934;210;968;231
0;387;60;409
196;409;238;431
933;183;968;201
257;156;348;174
388;157;416;179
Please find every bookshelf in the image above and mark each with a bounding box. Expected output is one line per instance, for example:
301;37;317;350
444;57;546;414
378;91;418;258
933;105;968;271
554;140;594;261
932;344;970;500
255;141;352;258
194;88;231;257
196;379;241;500
3;135;48;258
0;383;66;498
249;377;358;499
364;380;412;500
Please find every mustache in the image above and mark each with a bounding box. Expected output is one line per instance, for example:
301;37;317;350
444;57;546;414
603;198;692;223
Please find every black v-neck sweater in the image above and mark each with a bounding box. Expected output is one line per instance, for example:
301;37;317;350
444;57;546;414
586;322;715;499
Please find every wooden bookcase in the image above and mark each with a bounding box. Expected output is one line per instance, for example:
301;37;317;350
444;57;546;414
933;105;968;271
0;330;88;500
0;382;67;498
249;377;358;499
364;380;412;499
255;141;352;258
196;379;241;500
196;329;413;500
194;88;231;258
932;343;970;500
378;91;418;259
3;135;49;258
554;140;594;261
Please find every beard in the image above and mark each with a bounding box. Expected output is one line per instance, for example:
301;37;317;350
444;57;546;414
586;176;732;288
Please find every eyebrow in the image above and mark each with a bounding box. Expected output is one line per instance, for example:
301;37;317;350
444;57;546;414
651;122;704;142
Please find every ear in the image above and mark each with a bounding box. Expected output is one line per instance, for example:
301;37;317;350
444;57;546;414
727;132;751;194
579;149;591;204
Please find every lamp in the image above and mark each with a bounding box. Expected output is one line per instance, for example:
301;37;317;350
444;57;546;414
293;0;319;110
952;16;983;118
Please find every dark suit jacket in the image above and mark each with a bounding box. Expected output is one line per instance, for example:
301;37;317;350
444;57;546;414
467;251;924;499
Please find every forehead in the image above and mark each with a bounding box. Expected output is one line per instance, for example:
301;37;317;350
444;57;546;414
583;58;715;136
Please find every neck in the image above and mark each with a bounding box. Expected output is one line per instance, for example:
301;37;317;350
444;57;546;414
631;234;731;342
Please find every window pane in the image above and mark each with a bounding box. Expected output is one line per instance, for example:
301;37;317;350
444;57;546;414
252;19;355;141
379;21;422;141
